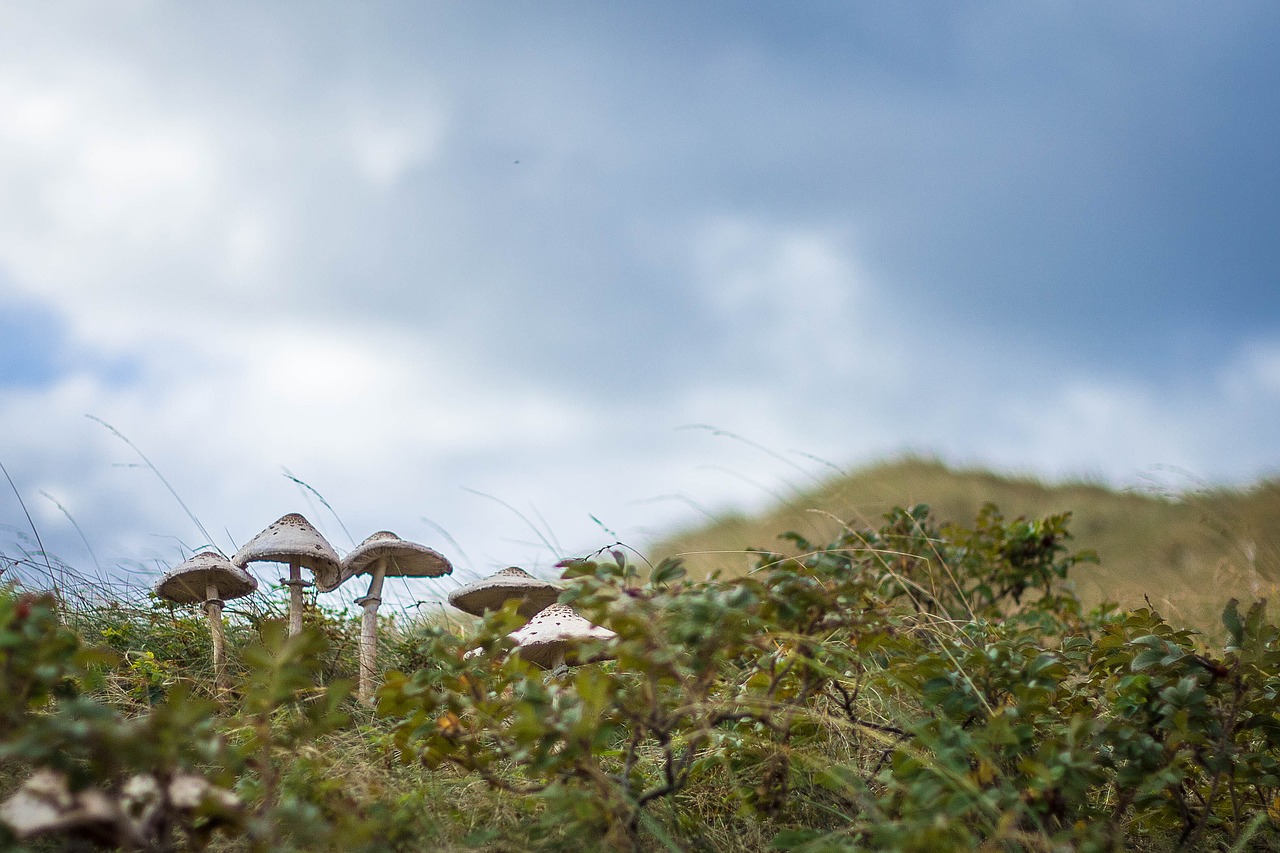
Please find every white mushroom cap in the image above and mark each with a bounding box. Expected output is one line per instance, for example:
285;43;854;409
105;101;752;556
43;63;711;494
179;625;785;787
231;513;341;591
340;531;452;583
119;773;240;825
508;603;616;669
154;552;257;604
0;769;241;844
448;566;561;618
0;769;115;840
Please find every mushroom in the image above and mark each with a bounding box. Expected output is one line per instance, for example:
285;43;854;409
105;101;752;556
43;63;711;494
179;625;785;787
232;513;340;636
0;768;240;847
0;769;116;844
507;603;616;670
447;566;562;619
339;531;452;704
153;551;257;691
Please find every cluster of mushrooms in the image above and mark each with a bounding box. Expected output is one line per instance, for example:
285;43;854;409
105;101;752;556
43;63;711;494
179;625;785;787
151;513;616;704
1;514;620;845
448;566;616;669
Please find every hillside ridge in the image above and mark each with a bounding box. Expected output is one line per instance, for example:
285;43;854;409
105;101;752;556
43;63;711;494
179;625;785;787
650;455;1280;631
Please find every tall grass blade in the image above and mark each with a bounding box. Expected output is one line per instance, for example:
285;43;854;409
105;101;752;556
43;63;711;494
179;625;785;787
85;414;218;554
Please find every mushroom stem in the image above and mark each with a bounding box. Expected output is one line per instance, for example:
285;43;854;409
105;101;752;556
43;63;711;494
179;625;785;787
356;559;387;705
287;559;303;636
205;581;226;692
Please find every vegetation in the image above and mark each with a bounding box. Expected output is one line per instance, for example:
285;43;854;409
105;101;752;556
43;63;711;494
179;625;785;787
652;456;1280;634
5;484;1280;850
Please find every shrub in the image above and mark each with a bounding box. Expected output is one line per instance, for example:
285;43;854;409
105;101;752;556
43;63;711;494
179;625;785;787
5;503;1280;851
379;505;1280;851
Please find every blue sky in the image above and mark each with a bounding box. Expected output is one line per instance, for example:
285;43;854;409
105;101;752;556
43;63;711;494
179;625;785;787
1;2;1278;601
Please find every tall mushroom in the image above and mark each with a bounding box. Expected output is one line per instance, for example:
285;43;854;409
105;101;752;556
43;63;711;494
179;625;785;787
507;603;616;670
339;531;452;704
447;566;561;619
153;551;257;691
232;513;340;636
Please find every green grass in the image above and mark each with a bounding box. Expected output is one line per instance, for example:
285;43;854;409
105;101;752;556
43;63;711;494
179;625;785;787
650;455;1280;634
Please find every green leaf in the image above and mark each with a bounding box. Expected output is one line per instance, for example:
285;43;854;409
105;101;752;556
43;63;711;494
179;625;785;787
651;558;686;586
1223;598;1244;646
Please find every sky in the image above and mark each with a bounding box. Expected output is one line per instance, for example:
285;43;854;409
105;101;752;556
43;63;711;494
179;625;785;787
1;2;1278;606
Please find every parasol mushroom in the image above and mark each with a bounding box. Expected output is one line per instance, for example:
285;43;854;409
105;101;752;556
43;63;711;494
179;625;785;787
447;566;561;619
153;551;257;691
507;603;616;670
339;531;452;704
232;513;339;636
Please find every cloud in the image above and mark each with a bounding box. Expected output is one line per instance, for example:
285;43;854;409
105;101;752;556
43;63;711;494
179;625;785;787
689;216;916;384
345;109;447;190
988;380;1200;482
0;19;452;354
697;219;855;335
1;3;1277;607
1225;341;1280;400
950;335;1280;487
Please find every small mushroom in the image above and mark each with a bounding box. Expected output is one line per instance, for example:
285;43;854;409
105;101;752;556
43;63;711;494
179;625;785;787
232;513;340;636
340;531;452;704
153;551;257;691
0;769;115;844
0;769;241;847
507;603;616;670
447;566;561;619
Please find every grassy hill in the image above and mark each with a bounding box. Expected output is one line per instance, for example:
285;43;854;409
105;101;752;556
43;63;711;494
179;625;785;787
650;456;1280;633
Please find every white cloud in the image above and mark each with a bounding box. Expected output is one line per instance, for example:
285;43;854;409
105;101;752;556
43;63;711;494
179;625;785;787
10;88;74;141
982;380;1198;483
1223;341;1280;401
346;112;446;189
1;5;1276;609
947;336;1280;488
697;218;855;319
0;308;615;583
0;33;450;356
690;216;910;384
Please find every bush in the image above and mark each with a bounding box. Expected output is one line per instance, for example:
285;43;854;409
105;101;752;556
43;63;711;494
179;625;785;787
379;505;1280;851
5;504;1280;851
